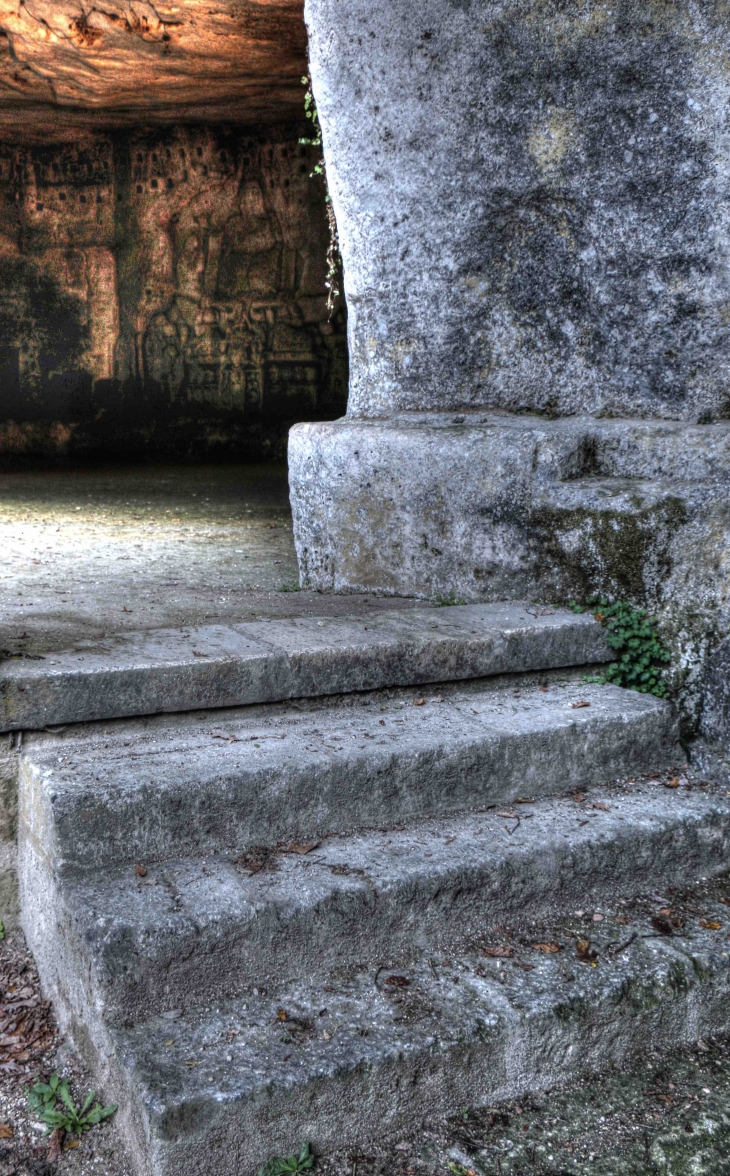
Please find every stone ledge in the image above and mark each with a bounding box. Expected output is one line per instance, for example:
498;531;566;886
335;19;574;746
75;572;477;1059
288;414;730;731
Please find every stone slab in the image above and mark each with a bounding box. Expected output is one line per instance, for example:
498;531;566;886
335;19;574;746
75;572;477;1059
49;783;730;1025
0;603;609;732
59;908;730;1176
18;677;677;878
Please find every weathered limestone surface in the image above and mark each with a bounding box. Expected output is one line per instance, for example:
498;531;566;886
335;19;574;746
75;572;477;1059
0;603;608;730
290;413;730;727
306;0;730;421
0;2;308;137
291;0;730;737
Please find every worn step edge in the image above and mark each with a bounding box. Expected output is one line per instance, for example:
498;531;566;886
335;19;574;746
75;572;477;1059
18;678;678;875
0;602;609;731
41;784;730;1024
32;898;730;1176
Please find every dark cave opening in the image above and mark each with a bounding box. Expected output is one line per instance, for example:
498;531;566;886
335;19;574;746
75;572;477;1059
0;121;347;469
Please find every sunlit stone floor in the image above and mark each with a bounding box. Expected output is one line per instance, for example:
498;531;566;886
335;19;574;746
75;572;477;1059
0;463;415;656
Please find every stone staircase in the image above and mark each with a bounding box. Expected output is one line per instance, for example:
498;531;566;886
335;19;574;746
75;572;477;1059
14;604;730;1176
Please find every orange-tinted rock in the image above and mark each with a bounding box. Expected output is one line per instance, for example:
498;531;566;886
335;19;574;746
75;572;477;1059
0;1;307;140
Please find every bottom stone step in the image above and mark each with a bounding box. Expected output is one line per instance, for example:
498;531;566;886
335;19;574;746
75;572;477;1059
44;782;730;1024
102;899;730;1176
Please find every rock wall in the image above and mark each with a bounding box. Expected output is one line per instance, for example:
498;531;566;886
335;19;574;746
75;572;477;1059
0;123;346;461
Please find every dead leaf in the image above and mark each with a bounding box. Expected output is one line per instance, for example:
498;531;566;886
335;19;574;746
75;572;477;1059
517;963;536;971
651;914;676;936
532;942;561;954
700;919;722;931
237;847;277;875
571;700;591;709
64;1139;81;1152
481;945;514;958
283;841;321;856
664;777;680;789
498;811;516;819
719;896;730;906
384;975;410;988
591;801;610;812
0;1124;12;1139
593;611;605;623
192;651;209;658
211;727;243;743
572;793;586;804
48;1128;64;1161
515;797;535;804
135;863;148;878
576;938;598;966
413;698;425;707
277;1009;289;1021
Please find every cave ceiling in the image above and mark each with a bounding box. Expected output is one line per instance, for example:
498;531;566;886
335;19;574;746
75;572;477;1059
0;1;308;140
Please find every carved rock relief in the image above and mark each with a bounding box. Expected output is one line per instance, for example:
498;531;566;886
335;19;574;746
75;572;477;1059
0;124;347;458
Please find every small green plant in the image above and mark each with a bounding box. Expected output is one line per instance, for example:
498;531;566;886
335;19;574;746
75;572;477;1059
278;579;302;594
448;1164;470;1176
27;1074;117;1136
433;590;467;607
300;75;342;315
0;919;5;941
258;1142;314;1176
570;596;671;698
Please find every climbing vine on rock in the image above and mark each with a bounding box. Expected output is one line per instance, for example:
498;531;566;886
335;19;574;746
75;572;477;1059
570;597;671;698
301;76;342;316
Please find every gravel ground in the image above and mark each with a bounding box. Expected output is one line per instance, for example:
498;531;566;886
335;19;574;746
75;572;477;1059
0;462;418;657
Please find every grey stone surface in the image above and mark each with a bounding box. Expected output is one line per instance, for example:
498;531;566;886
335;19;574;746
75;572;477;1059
306;0;730;421
45;783;730;1025
699;636;730;745
18;676;677;877
37;906;730;1176
289;414;730;728
0;603;608;732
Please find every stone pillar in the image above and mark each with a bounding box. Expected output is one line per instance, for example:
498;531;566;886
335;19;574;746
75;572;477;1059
289;0;730;721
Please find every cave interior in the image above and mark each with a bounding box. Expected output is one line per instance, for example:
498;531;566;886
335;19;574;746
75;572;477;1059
0;0;346;467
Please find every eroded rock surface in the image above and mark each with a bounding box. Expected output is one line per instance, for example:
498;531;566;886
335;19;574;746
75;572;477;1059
307;0;730;421
0;1;307;137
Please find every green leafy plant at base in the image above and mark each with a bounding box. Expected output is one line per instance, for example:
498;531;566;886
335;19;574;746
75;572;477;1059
27;1073;117;1135
569;596;671;698
0;920;5;941
433;590;467;607
278;579;302;593
257;1142;314;1176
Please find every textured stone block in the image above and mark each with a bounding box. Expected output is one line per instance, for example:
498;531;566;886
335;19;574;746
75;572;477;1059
306;0;730;420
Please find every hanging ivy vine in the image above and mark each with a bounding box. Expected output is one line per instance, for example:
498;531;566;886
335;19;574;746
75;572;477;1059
300;76;342;316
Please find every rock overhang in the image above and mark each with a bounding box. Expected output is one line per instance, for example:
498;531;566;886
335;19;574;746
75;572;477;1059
0;1;308;141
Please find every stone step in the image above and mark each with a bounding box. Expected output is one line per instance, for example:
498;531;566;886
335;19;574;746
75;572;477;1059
18;676;677;877
0;603;609;732
60;900;730;1176
31;784;729;1026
